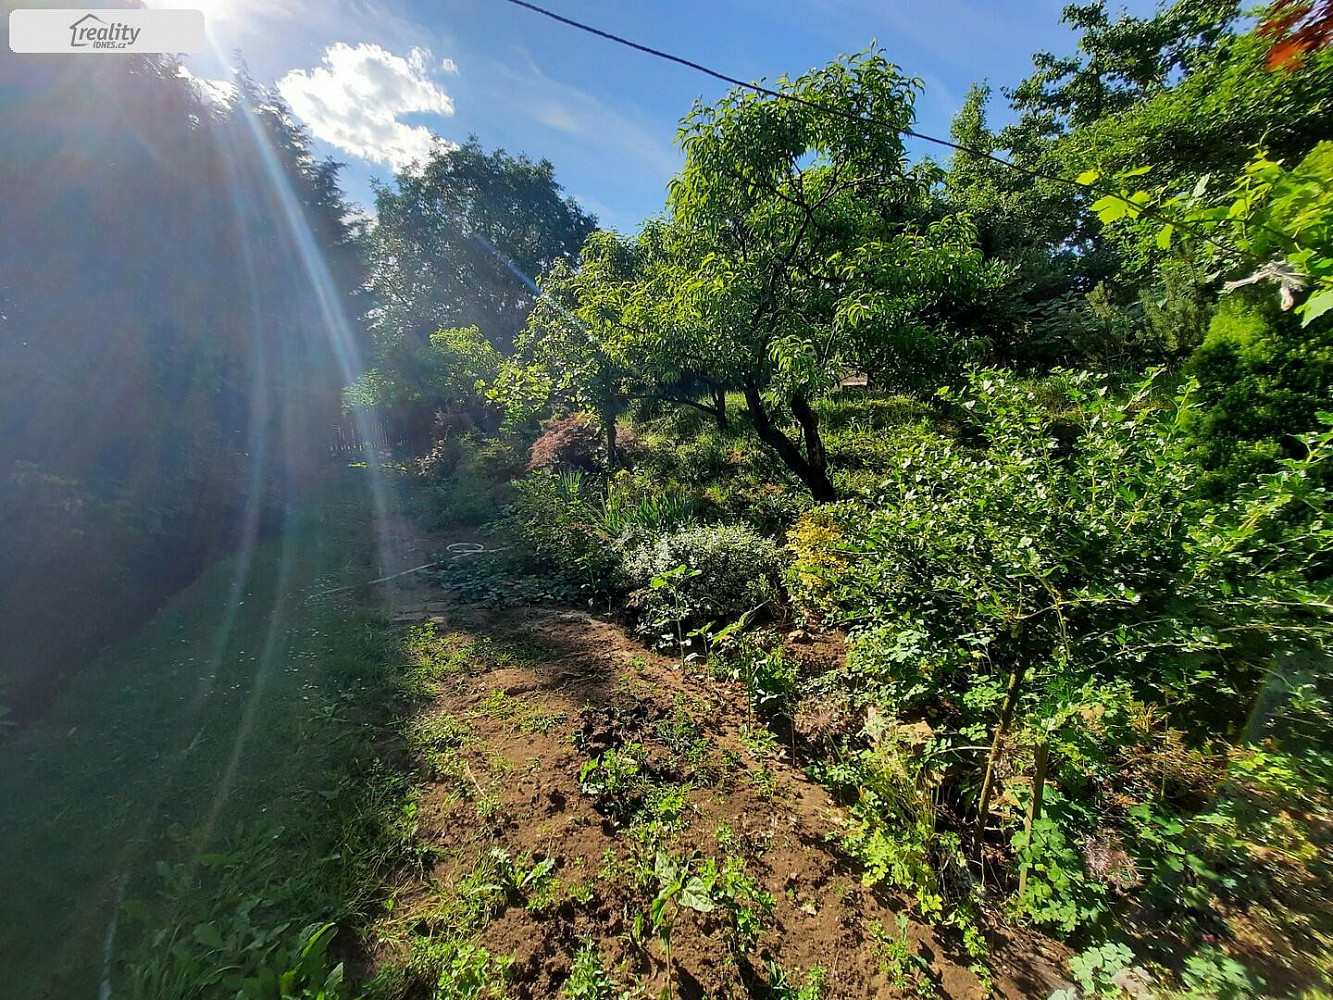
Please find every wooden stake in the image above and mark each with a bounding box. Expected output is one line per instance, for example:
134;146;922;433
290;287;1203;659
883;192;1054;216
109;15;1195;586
1017;737;1048;898
973;662;1027;854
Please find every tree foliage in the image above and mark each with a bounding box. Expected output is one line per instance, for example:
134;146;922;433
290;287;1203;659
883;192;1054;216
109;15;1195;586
0;54;363;708
503;51;1006;499
365;139;596;355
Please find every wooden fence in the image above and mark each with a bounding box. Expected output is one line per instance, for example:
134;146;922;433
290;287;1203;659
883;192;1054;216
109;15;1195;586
329;410;402;458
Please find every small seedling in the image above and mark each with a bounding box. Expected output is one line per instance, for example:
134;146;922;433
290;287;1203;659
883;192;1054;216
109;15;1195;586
647;564;703;669
578;745;647;820
490;847;557;906
766;961;829;1000
563;939;618;1000
649;853;714;1000
869;915;937;997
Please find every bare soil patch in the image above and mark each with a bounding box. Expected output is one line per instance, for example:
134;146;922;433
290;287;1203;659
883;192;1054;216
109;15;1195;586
361;521;1067;999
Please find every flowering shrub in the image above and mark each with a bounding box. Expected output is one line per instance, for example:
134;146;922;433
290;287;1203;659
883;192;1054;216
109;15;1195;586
623;524;784;625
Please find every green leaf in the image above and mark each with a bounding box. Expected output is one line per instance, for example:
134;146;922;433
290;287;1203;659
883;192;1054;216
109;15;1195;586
678;876;715;913
323;964;346;992
299;922;337;962
1299;288;1333;326
1091;195;1127;224
654;852;678;883
1075;169;1100;186
1156;224;1175;249
192;922;224;950
649;894;668;929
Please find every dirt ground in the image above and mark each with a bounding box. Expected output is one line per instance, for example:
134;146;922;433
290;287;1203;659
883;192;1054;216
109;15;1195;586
358;519;1071;1000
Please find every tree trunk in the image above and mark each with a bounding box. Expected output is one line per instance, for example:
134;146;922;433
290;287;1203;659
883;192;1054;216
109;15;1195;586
712;386;729;431
973;661;1027;854
604;411;619;468
742;381;837;502
790;393;828;478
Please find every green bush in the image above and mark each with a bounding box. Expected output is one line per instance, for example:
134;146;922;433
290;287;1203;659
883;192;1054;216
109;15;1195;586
788;366;1333;957
1018;269;1213;373
1187;295;1333;492
344;325;502;438
508;471;696;598
508;471;622;596
415;434;525;527
622;523;784;625
792;367;1330;730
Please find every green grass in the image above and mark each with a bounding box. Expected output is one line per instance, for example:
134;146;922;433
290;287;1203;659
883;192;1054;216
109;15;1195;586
622;388;942;533
0;468;417;998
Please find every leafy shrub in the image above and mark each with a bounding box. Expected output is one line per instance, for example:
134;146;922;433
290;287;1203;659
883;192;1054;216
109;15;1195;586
345;325;501;432
578;745;645;798
1187;294;1333;492
1179;945;1266;1000
793;367;1331;737
563;941;616;1000
741;645;798;716
416;429;472;482
528;413;603;472
713;638;800;717
508;471;623;596
1017;270;1213;373
508;471;695;598
1063;941;1134;998
785;509;850;614
704;476;813;537
821;732;953;921
839;625;942;718
414;433;527;527
1011;790;1113;935
623;524;784;624
790;366;1333;958
419;429;525;485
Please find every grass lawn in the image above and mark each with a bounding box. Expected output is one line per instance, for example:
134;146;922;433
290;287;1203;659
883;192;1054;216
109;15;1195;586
0;467;409;998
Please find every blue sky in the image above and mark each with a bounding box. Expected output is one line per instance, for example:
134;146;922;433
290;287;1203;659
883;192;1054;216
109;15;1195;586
174;0;1160;233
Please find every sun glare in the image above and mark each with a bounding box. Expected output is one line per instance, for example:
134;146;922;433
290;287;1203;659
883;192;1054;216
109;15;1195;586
163;0;237;28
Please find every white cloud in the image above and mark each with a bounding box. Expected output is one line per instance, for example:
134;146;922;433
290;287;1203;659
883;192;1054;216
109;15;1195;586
440;57;458;74
535;103;580;133
277;42;456;172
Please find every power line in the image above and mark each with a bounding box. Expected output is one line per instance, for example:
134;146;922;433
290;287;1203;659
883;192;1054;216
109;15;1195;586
499;0;1241;260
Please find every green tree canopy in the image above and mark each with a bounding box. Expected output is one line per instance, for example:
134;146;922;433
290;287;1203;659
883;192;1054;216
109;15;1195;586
654;50;1003;499
365;139;596;354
